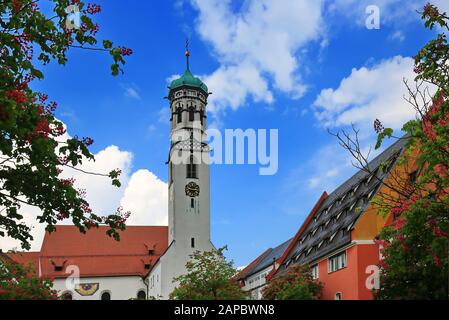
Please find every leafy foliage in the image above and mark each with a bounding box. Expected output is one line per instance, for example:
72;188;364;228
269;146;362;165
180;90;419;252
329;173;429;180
373;3;449;300
375;201;449;299
0;0;132;249
0;256;57;300
170;247;248;300
262;264;323;300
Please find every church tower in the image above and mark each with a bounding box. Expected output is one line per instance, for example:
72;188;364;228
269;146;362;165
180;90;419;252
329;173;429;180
147;43;213;299
167;43;211;251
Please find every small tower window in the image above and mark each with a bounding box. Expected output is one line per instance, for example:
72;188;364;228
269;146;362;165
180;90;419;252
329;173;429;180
177;107;182;123
186;155;198;179
191;237;195;248
200;110;204;125
191;198;195;208
189;107;195;122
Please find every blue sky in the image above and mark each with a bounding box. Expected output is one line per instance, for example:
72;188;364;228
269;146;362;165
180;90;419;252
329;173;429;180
5;0;447;266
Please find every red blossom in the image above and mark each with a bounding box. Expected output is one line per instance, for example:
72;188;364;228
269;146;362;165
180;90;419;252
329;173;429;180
60;178;75;186
33;117;51;138
86;3;101;14
81;203;92;214
433;255;443;267
374;118;384;134
82;137;94;146
120;47;133;56
54;125;66;137
434;164;448;177
5;89;27;104
392;218;406;231
433;227;449;238
12;0;22;12
56;211;69;220
14;33;33;60
84;219;97;229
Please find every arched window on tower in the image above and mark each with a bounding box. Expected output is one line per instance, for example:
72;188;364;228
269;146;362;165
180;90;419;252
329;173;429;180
177;107;182;123
200;109;204;125
186;155;198;179
189;106;195;122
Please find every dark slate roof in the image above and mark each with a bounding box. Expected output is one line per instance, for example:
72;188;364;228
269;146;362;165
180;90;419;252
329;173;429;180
240;238;292;279
278;138;408;272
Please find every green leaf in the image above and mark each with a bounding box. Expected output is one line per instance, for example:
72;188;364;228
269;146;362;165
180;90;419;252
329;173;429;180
103;40;113;49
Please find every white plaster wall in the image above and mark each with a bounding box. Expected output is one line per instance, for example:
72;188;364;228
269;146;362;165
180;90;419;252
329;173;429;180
242;266;272;300
148;260;162;299
53;276;147;300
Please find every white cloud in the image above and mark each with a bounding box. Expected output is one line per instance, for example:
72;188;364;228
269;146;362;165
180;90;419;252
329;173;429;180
203;63;274;113
62;146;133;215
186;0;325;115
124;87;141;100
120;170;168;226
1;144;168;252
157;107;170;124
389;30;405;42
313;56;434;130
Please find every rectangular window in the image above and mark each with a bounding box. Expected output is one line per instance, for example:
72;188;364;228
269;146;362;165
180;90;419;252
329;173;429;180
191;198;195;208
191;237;195;248
177;108;182;123
328;251;347;273
311;264;319;280
186;162;198;179
189;109;194;122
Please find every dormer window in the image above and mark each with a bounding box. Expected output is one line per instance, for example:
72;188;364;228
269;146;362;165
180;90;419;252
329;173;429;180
51;259;66;272
409;170;418;183
144;263;151;270
148;249;154;256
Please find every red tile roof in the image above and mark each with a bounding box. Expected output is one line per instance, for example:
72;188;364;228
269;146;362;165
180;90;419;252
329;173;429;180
7;225;168;279
6;252;41;275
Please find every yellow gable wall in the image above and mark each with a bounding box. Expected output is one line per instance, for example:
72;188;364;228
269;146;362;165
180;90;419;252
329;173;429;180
352;147;419;241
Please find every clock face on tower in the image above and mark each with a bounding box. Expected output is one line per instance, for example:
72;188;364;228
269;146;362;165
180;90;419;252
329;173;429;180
185;182;200;197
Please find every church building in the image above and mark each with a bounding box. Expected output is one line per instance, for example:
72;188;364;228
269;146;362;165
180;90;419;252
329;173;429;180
2;47;213;300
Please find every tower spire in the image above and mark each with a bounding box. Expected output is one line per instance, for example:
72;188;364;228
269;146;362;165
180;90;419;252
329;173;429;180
185;38;190;71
